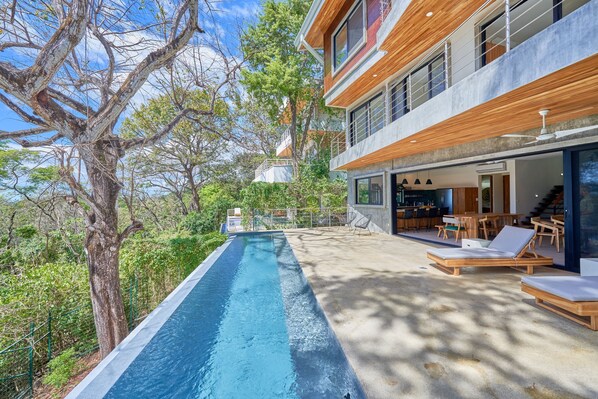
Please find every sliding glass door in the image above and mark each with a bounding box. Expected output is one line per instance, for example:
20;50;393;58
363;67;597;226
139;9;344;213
565;146;598;272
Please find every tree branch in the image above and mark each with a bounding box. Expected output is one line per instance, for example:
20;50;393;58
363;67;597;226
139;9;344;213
121;107;209;150
89;0;200;137
23;0;89;94
118;221;144;243
0;127;53;139
0;92;47;126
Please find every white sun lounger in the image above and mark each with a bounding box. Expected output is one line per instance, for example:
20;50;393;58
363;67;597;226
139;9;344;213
427;226;552;276
522;276;598;330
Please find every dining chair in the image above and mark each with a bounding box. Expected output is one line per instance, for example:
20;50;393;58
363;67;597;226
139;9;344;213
479;215;500;240
531;217;561;253
442;216;469;241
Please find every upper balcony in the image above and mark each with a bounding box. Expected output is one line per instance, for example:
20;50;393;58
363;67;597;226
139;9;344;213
253;159;294;183
330;0;598;170
275;117;346;157
297;0;490;108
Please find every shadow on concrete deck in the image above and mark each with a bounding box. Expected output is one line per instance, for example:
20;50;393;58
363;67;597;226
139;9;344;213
285;229;598;399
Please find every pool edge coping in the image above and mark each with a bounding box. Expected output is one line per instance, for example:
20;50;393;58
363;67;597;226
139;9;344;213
66;237;235;399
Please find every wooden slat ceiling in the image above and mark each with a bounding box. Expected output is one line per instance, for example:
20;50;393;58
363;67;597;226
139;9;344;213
327;0;488;107
304;0;347;49
339;54;598;170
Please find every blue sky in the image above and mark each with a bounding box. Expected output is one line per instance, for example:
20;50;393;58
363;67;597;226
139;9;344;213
0;0;263;141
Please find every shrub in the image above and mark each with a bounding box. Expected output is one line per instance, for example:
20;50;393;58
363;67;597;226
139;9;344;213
43;348;78;388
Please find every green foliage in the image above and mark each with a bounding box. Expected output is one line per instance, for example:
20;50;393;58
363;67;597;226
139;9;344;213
43;348;78;388
0;232;226;349
28;166;60;185
241;0;317;112
15;225;37;239
119;232;227;311
0;231;84;272
241;182;296;210
181;184;238;234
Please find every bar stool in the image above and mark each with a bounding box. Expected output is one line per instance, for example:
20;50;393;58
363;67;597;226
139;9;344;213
427;207;438;229
414;208;428;230
402;209;415;231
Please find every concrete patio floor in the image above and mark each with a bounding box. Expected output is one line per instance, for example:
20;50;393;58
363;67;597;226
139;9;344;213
284;229;598;399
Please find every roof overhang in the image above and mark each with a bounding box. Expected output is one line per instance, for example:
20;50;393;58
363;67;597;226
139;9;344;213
295;0;346;50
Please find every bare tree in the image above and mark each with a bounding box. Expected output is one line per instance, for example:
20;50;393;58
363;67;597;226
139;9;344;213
0;0;239;357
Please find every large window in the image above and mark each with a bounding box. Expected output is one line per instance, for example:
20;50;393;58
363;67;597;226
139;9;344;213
356;175;384;205
479;0;589;67
411;53;446;109
389;52;446;121
390;78;408;122
349;93;385;146
333;1;366;71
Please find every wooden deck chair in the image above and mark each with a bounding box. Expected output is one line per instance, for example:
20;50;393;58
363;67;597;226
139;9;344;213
427;226;552;276
522;276;598;330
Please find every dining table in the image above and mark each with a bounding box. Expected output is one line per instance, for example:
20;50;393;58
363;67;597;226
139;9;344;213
445;213;523;239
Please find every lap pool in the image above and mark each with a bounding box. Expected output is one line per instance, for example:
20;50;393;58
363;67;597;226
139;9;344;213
69;232;364;398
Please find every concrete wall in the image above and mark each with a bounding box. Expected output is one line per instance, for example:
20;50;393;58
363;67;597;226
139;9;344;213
346;120;598;233
513;154;563;217
254;165;293;183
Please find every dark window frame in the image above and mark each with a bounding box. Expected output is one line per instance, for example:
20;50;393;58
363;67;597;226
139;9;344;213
390;52;445;121
349;92;383;146
391;77;409;122
355;175;384;205
332;0;366;72
480;0;567;67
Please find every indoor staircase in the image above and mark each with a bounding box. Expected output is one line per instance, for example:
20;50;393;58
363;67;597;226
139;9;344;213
524;185;564;224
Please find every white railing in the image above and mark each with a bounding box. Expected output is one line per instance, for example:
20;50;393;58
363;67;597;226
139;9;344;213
277;126;292;151
254;158;293;179
330;131;347;159
340;0;587;153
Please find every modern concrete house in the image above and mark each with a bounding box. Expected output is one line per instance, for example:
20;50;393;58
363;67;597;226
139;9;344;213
297;0;598;272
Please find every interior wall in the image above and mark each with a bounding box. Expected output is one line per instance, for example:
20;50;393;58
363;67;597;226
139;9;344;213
513;154;563;217
492;174;505;213
399;164;480;189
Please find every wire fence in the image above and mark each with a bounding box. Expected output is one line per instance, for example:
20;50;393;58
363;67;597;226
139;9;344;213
0;275;153;399
243;208;349;231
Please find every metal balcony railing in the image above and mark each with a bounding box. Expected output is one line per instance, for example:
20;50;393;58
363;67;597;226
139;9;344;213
339;0;589;154
330;131;347;159
244;208;350;231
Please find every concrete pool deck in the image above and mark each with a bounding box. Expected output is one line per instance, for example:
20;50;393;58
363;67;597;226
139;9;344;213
285;229;598;399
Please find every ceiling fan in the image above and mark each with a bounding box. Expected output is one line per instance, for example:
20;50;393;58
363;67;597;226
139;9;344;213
501;109;598;144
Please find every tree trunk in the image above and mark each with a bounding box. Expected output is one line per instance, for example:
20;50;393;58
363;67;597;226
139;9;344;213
187;167;201;213
289;99;300;179
82;135;129;359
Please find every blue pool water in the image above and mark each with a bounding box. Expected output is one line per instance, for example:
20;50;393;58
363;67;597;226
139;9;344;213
103;233;364;398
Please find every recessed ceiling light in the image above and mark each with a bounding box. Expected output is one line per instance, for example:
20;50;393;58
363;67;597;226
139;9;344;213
410;139;417;143
373;74;378;77
426;11;434;17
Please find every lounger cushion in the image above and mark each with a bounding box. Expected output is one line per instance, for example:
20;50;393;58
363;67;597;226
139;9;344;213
427;247;516;260
488;226;535;255
522;276;598;302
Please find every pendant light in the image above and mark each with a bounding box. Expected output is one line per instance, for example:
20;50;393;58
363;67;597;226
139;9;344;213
401;176;408;185
426;170;432;185
414;171;421;185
